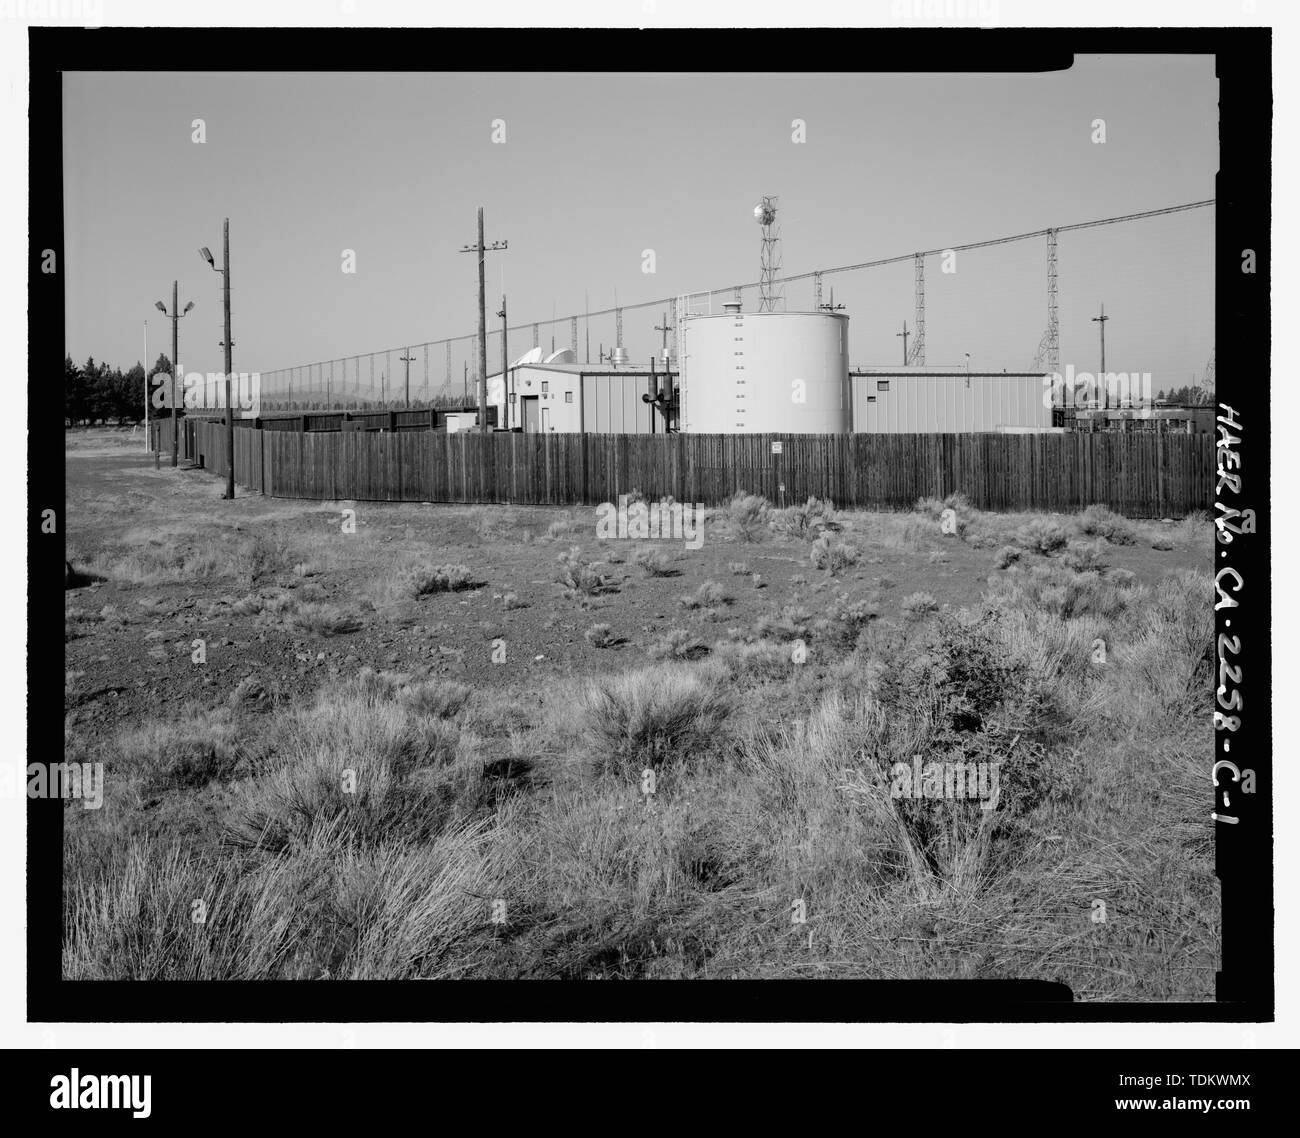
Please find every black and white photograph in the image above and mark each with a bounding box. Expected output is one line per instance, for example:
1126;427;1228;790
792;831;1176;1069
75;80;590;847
4;0;1289;1092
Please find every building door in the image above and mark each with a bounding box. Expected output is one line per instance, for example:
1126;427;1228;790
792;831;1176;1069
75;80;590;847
522;396;540;433
541;407;550;432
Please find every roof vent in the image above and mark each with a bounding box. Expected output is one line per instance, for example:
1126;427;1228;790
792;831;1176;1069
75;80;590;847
723;301;742;315
610;346;629;367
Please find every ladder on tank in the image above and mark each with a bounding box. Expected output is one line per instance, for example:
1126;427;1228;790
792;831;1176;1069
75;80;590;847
674;293;713;431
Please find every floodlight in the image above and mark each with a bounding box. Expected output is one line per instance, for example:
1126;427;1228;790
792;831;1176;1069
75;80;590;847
199;246;214;267
155;301;167;313
183;301;195;314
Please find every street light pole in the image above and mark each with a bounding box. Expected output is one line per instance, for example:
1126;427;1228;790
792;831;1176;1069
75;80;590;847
155;284;194;467
171;281;179;465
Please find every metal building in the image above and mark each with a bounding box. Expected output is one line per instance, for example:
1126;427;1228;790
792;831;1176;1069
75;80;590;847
851;368;1052;433
679;303;851;434
486;348;674;434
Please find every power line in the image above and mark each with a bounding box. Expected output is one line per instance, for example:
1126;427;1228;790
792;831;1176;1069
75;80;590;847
260;198;1215;383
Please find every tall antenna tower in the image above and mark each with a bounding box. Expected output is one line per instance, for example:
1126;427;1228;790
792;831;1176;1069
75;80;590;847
754;195;784;312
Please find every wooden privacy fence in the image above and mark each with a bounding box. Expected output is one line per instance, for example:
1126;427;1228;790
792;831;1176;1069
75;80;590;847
162;419;1213;516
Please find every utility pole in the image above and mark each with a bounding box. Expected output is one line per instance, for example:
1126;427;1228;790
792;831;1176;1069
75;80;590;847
459;206;507;432
463;360;468;404
654;312;671;363
142;319;149;450
400;349;415;409
585;290;590;364
896;320;910;366
155;281;194;468
1092;302;1109;406
199;220;234;498
497;294;508;430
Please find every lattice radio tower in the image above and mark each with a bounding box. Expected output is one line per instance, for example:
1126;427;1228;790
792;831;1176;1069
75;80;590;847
1032;228;1060;375
908;253;926;365
754;196;784;312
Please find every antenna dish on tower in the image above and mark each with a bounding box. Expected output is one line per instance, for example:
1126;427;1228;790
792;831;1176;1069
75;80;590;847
754;195;784;312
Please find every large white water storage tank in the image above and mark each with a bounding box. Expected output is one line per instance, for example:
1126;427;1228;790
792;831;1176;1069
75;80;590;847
680;304;850;433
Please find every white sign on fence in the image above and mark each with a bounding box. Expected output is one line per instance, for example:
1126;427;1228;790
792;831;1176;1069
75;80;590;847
771;441;783;455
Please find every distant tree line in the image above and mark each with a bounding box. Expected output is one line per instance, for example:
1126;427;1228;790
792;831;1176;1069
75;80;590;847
65;353;177;426
1156;384;1213;406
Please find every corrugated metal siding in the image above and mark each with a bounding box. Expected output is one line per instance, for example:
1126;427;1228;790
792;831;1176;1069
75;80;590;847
582;373;655;434
853;374;1051;433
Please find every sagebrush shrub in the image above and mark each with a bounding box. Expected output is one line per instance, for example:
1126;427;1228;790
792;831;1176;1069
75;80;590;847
398;563;474;598
1077;503;1136;546
810;533;859;574
769;496;839;540
633;546;674;577
556;547;610;596
813;592;880;649
1014;517;1070;555
647;628;709;661
852;613;1068;884
900;591;939;618
585;623;618;648
720;491;770;542
1061;541;1107;574
679;581;730;610
755;606;813;642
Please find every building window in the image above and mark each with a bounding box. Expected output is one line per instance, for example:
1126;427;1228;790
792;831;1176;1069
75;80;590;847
541;381;549;393
876;380;890;392
564;391;573;403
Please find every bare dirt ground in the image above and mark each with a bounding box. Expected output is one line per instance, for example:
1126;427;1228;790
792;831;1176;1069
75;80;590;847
64;432;1203;737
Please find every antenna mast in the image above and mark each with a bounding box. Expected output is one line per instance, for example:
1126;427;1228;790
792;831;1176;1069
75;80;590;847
755;195;784;312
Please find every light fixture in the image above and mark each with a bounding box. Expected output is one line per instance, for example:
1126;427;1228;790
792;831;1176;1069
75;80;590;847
199;247;214;267
155;301;167;313
183;301;195;314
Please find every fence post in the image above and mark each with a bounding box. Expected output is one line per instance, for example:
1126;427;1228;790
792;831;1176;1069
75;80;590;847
1156;420;1166;517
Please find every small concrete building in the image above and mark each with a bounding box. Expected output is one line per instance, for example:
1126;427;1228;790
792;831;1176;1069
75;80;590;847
851;367;1053;433
486;347;674;434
